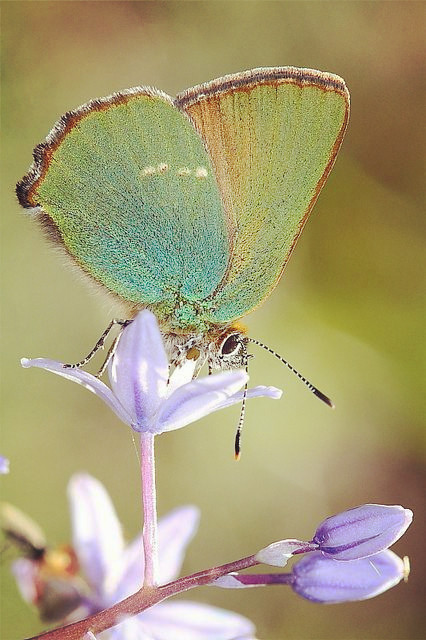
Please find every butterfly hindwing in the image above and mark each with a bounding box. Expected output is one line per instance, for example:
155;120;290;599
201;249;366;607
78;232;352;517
17;89;230;324
176;67;350;323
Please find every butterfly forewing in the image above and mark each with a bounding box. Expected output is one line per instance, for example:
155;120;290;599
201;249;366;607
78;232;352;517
176;67;350;323
17;89;230;322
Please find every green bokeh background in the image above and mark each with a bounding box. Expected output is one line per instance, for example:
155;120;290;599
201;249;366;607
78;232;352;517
1;2;425;638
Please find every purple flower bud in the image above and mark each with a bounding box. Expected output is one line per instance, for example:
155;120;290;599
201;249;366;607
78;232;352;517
313;504;413;560
291;550;406;603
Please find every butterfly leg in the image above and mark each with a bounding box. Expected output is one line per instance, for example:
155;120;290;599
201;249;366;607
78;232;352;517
96;333;123;378
63;319;129;370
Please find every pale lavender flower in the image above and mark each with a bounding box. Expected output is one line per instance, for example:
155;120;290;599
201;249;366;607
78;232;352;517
13;473;256;639
0;455;10;474
70;474;256;639
256;503;413;566
22;310;281;434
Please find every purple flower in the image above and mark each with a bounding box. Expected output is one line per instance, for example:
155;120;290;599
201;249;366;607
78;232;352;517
217;504;412;604
215;551;408;604
22;310;281;434
291;550;406;603
0;455;9;474
313;504;413;561
13;473;256;639
255;504;413;567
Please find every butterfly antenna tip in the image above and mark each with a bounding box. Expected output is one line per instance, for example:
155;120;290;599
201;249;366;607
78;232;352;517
248;337;334;408
234;435;241;461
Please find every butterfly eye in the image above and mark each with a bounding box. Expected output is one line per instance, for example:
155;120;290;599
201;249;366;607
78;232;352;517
221;334;241;356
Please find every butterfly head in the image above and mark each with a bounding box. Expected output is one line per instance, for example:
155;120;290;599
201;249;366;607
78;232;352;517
165;325;249;374
208;329;249;372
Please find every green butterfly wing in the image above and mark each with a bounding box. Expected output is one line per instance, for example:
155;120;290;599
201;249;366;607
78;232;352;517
17;88;230;329
18;69;349;333
176;67;350;323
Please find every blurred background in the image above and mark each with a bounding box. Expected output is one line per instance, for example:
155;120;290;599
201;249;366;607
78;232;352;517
1;2;425;639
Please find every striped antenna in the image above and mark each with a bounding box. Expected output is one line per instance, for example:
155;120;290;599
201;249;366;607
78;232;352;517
234;358;249;460
247;337;334;408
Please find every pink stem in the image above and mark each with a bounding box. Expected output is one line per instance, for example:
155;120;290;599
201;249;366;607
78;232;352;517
140;432;158;586
25;554;260;640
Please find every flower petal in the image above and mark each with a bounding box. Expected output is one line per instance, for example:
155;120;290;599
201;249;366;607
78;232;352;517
108;311;169;428
140;601;256;640
111;505;200;602
157;370;249;433
111;532;144;601
11;558;39;604
292;550;405;603
313;504;413;560
21;358;132;426
216;385;282;409
167;359;198;395
105;615;153;640
68;474;124;596
0;455;9;474
157;505;200;584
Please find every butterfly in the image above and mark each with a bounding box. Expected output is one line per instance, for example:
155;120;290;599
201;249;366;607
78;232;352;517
17;67;349;452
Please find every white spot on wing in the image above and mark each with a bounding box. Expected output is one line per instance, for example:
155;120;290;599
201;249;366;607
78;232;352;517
141;166;156;177
177;167;191;177
195;166;208;179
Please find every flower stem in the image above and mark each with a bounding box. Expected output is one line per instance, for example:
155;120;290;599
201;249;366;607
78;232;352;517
140;432;158;587
25;554;260;639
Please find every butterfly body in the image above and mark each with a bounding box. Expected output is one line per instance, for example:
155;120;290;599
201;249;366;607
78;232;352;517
17;67;349;370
